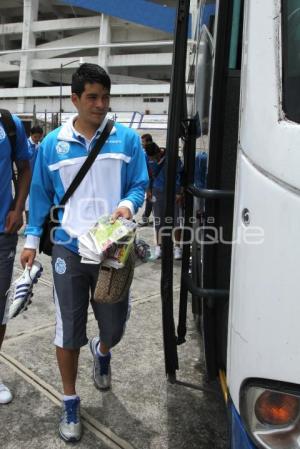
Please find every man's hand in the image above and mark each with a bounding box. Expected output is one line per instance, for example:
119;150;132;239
111;206;132;222
5;210;23;234
20;249;36;269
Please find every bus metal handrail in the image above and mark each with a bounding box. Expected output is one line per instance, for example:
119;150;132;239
187;184;234;199
182;273;229;298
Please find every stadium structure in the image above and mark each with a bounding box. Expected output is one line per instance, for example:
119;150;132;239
0;0;197;128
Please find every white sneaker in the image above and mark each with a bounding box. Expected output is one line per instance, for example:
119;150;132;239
6;261;43;320
174;246;182;260
59;397;82;442
89;337;112;391
154;246;162;259
0;383;13;404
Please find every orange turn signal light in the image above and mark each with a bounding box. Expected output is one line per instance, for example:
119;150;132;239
255;391;299;426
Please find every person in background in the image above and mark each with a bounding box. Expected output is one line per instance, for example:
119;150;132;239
28;125;44;171
138;133;154;226
141;133;152;149
25;125;44;224
0;113;31;404
145;141;183;260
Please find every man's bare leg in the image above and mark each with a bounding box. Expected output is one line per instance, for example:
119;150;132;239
56;347;80;395
56;347;82;442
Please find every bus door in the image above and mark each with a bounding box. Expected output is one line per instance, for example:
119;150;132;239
187;0;244;380
161;0;244;383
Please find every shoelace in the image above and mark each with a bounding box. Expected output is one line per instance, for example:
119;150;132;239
97;352;111;376
64;398;80;424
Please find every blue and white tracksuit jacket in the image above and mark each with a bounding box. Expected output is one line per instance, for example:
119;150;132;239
0;115;30;233
24;116;149;254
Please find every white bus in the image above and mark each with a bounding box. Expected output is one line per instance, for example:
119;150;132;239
161;1;300;448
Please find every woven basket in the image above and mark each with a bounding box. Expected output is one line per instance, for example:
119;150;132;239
93;247;135;304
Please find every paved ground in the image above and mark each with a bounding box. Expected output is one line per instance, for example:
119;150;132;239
0;221;228;449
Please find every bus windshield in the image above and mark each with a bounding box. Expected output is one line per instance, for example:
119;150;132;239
282;0;300;123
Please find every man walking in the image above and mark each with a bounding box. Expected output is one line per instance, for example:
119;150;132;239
0;112;31;404
21;63;148;442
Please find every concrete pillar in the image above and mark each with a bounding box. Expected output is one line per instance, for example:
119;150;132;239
98;14;110;73
0;17;7;51
18;0;39;113
190;0;198;38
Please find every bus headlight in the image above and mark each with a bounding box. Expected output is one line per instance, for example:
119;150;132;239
240;384;300;449
255;390;299;426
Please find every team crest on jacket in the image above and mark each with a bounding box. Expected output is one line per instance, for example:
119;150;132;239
56;141;70;155
55;257;67;275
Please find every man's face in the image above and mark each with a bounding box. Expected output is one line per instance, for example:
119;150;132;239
31;132;42;144
72;82;110;126
142;138;152;149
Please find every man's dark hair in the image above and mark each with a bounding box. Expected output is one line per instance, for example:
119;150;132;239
30;125;43;134
144;141;160;157
71;63;111;97
141;133;153;143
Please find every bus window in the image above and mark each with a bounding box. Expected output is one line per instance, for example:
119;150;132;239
193;0;217;152
229;0;244;70
199;0;216;34
282;0;300;123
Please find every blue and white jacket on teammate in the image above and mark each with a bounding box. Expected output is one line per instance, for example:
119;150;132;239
0;115;30;233
24;115;149;254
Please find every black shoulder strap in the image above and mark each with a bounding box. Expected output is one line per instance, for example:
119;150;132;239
59;119;114;208
0;109;17;161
